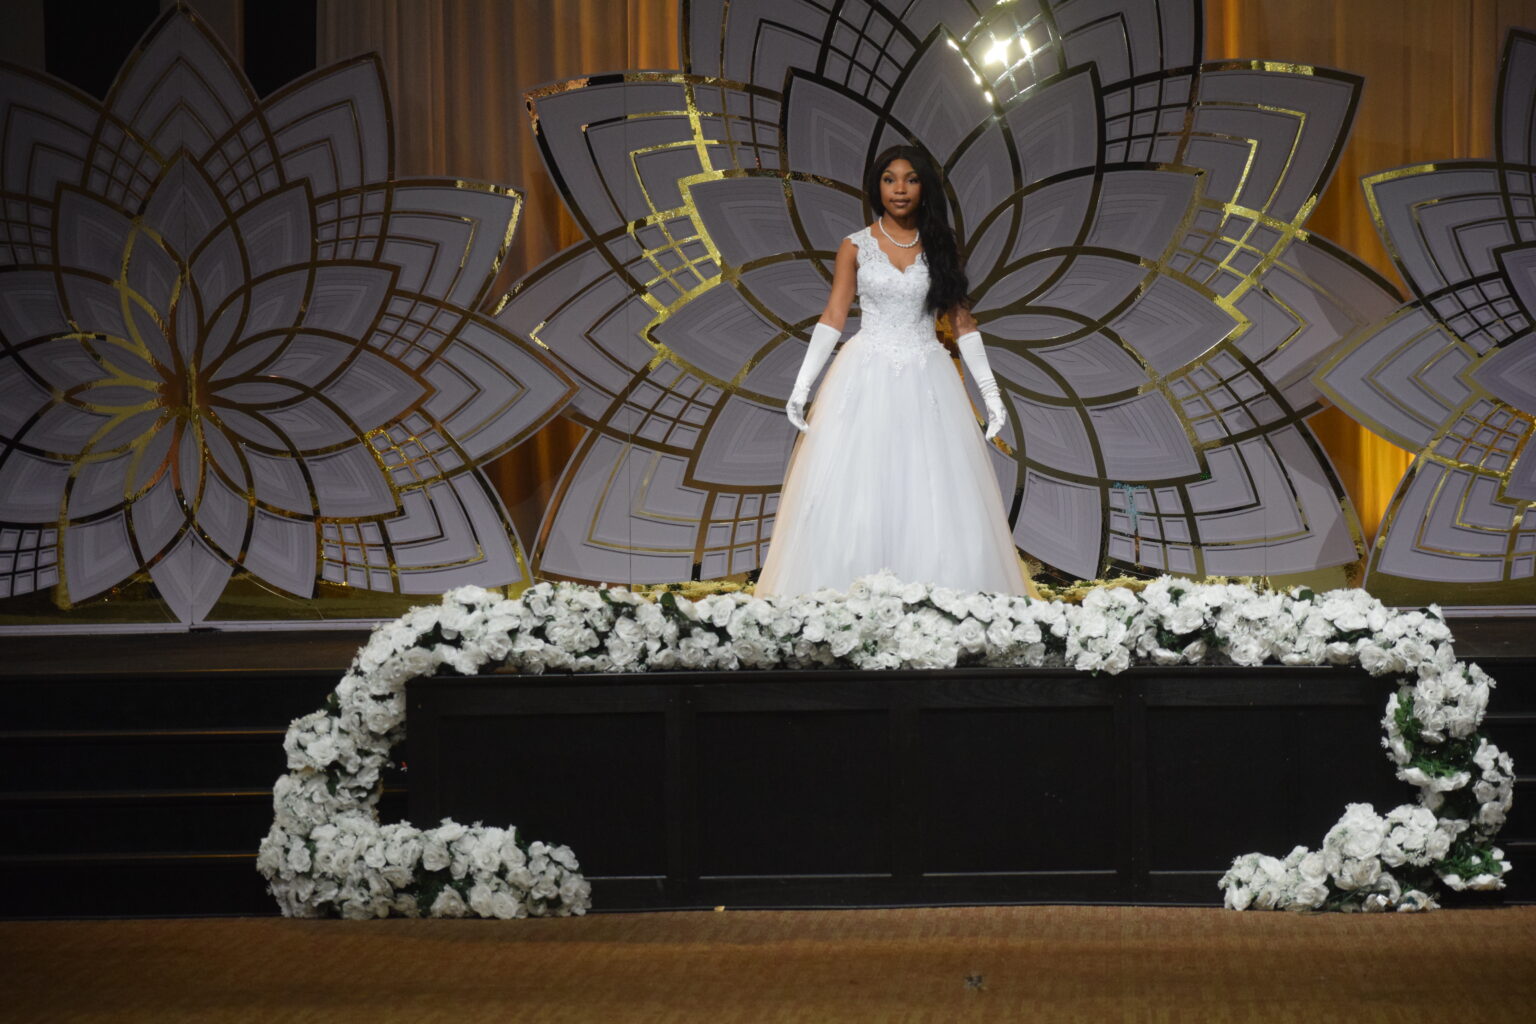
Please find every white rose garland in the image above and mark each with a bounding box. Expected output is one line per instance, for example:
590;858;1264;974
258;585;594;920
260;574;1512;916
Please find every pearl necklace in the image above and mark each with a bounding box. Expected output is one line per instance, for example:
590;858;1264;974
878;215;919;248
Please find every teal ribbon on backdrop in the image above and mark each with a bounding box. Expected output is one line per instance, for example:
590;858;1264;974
1110;481;1144;534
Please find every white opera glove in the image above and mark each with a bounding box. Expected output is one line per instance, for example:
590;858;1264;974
786;321;841;432
957;329;1007;441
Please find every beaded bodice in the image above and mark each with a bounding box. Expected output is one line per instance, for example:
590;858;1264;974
850;227;941;372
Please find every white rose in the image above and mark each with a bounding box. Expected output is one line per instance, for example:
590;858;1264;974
1166;606;1203;635
1478;802;1507;829
1334;856;1381;891
1399;767;1470;793
954;619;987;653
362;700;399;735
362;839;387;870
1324;640;1355;664
1100;646;1131;674
421;837;451;873
1332;804;1387;860
286;838;312;875
1297;850;1328;885
1359;892;1392;912
560;875;592;908
430;887;468;917
490;890;523;919
471;833;504;874
829;629;860;658
467;881;497;916
605;634;641;668
1291;879;1329;909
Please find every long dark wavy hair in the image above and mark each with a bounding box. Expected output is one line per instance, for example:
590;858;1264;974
862;144;969;316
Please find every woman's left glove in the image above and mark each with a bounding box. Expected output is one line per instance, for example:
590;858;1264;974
957;330;1007;441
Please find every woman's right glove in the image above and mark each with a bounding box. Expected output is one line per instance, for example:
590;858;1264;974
957;330;1007;441
786;321;841;432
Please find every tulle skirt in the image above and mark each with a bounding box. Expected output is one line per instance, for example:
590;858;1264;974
756;333;1030;597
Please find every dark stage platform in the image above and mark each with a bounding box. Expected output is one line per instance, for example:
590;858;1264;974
2;620;1534;916
407;663;1531;910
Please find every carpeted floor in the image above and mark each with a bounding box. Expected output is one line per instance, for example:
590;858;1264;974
3;905;1533;1023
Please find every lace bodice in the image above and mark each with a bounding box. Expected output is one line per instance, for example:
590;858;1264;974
841;225;946;414
849;227;941;373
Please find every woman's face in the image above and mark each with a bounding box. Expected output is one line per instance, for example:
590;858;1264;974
879;158;922;219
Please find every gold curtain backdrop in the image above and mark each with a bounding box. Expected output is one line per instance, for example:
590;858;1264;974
319;0;1536;568
317;0;679;549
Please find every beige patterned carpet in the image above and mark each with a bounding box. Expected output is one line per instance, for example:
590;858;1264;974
3;905;1533;1022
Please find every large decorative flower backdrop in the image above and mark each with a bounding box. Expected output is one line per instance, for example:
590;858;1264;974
0;8;573;624
4;3;1536;625
498;0;1401;588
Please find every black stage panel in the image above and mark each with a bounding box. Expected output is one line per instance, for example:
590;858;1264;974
408;666;1434;910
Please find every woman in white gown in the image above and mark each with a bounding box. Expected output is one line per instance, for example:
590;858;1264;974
754;146;1030;597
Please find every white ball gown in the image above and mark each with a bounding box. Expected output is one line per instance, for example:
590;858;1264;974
755;227;1030;597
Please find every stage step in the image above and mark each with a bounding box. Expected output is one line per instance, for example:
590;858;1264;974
0;633;366;918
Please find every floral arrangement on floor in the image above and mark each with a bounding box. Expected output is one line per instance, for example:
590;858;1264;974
259;572;1512;917
256;588;594;919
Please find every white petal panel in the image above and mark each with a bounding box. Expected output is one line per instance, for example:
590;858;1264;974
0;452;70;522
1109;274;1235;375
378;185;520;308
886;36;993;166
0;66;96;206
265;57;392;193
690;395;795;488
537;432;705;583
148;532;234;623
1088;392;1201;481
308;444;397;519
1013;470;1102;580
1013;395;1095;478
243;509;317;598
107;11;254;163
64;512;140;602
